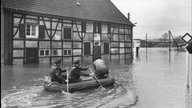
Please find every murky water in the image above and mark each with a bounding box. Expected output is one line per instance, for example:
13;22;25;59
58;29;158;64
133;48;192;108
1;48;192;108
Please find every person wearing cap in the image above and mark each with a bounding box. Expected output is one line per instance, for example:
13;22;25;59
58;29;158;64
69;60;91;83
93;57;109;79
50;59;68;84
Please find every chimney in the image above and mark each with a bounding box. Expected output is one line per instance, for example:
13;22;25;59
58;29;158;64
127;13;130;20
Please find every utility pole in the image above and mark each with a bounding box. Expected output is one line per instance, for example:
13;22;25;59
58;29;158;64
146;33;148;60
146;33;148;51
169;31;171;51
168;31;171;63
190;54;192;92
186;49;190;89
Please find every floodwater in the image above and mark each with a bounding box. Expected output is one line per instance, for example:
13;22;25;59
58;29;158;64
1;48;192;108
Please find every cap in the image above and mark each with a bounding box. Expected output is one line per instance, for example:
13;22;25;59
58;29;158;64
73;60;80;64
54;59;62;64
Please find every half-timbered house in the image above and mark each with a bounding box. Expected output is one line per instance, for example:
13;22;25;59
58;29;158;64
1;0;134;65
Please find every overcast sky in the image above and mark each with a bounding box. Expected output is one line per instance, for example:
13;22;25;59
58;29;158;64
111;0;192;39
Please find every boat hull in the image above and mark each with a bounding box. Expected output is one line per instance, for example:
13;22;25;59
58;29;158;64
43;77;115;93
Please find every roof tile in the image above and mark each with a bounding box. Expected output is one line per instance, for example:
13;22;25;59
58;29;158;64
2;0;134;25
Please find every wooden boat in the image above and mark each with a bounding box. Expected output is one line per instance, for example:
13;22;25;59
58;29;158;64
43;77;115;93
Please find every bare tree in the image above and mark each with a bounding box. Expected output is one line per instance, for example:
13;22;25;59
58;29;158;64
160;32;169;47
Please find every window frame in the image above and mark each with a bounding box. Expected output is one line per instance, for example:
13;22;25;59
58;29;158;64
26;23;39;38
63;49;72;56
39;49;50;57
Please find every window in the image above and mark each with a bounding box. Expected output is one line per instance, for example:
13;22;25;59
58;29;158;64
63;27;72;39
26;24;39;38
40;50;44;56
94;23;101;33
45;50;50;55
39;49;50;56
63;49;72;56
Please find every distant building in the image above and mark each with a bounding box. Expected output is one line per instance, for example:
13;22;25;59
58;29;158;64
1;0;134;65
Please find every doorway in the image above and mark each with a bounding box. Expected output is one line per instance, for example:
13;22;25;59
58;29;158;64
26;48;38;64
93;41;101;61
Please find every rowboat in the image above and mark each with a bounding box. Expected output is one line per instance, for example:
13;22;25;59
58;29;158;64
43;77;115;93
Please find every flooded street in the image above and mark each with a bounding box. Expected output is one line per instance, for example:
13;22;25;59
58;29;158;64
133;48;192;108
1;48;192;108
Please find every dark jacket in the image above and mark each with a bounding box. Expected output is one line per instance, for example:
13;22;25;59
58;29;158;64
69;66;89;82
50;68;67;84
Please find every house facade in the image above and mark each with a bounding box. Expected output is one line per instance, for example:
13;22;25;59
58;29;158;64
1;0;134;65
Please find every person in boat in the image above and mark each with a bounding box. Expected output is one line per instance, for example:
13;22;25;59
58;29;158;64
50;59;67;84
69;60;92;83
93;57;109;79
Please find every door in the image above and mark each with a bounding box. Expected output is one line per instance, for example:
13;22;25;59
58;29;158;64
93;41;101;61
26;48;38;64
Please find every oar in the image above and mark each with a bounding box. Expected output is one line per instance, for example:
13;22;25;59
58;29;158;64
66;69;69;93
88;65;105;89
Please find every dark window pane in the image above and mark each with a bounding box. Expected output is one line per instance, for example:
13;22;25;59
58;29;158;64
27;25;30;35
40;50;44;55
45;50;49;55
68;50;71;55
64;50;67;55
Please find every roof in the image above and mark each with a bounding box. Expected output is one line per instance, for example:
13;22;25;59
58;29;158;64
1;0;134;26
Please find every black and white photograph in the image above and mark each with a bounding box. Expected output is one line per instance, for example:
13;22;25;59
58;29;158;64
1;0;192;107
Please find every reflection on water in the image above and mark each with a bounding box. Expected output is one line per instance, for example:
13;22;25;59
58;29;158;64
1;48;192;108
